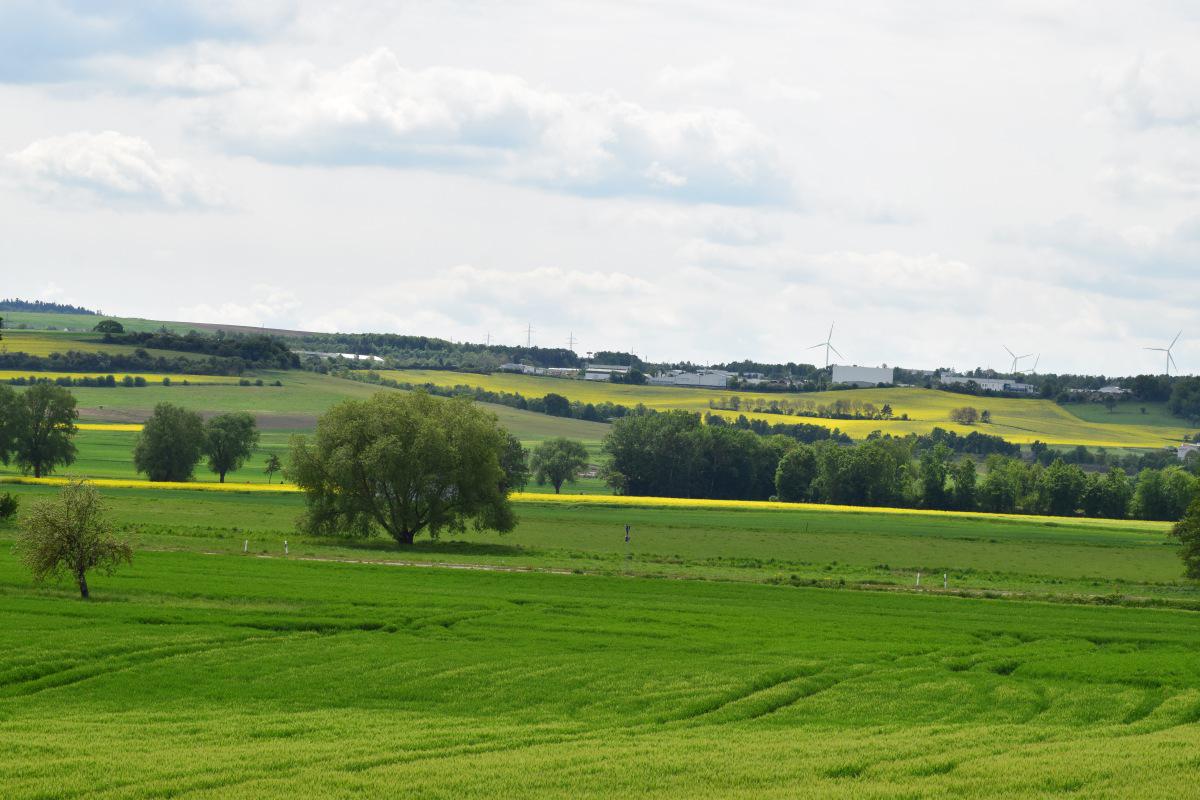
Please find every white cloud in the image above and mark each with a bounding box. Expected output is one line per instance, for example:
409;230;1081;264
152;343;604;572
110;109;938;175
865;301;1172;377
654;58;735;94
1103;52;1200;128
0;0;295;82
189;48;792;205
177;285;300;327
3;131;224;210
1096;159;1200;204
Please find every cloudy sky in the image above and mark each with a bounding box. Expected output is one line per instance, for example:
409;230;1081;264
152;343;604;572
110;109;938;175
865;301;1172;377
2;1;1198;374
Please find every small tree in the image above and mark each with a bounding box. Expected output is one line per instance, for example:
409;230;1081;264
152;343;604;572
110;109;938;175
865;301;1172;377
919;444;952;509
775;445;817;502
133;403;205;481
0;491;18;521
952;458;977;511
93;319;125;334
203;412;260;482
542;393;571;418
0;385;18;466
1103;395;1118;414
530;438;589;494
980;410;992;424
949;406;979;425
15;482;132;599
264;453;282;484
1170;497;1200;579
10;383;79;477
499;432;530;493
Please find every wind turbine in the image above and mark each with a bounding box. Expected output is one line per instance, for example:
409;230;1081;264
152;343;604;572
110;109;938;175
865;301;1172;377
1003;345;1033;374
1145;331;1182;375
808;323;844;368
1031;354;1040;374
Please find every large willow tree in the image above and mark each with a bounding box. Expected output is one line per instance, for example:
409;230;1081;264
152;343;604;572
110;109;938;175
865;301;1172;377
287;391;517;545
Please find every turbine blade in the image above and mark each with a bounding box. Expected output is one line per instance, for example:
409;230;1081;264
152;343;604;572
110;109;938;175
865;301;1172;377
1146;347;1166;352
808;343;826;350
830;345;845;359
1170;352;1178;369
1004;345;1015;358
1171;331;1182;348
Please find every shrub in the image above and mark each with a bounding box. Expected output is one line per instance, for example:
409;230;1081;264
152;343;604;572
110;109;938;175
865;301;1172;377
0;492;18;521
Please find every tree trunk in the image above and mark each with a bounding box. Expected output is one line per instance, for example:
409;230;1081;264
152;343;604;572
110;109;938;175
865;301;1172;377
219;471;226;483
34;464;42;479
395;529;416;546
77;573;89;599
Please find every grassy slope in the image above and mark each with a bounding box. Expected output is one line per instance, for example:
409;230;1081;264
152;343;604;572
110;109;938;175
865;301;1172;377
0;310;239;335
1;531;1199;798
383;369;1196;448
51;371;608;443
0;329;219;363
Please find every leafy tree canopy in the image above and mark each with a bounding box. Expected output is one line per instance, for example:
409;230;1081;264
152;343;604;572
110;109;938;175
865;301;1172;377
287;391;517;545
203;412;259;482
530;438;589;494
15;481;132;598
133;403;205;482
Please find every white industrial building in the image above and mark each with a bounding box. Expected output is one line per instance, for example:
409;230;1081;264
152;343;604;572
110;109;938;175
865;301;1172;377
648;369;733;388
939;374;1035;394
583;364;631;381
831;365;895;387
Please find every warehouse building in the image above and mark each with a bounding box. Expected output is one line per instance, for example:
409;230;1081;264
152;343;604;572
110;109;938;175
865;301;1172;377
938;374;1035;394
831;365;895;387
648;369;733;388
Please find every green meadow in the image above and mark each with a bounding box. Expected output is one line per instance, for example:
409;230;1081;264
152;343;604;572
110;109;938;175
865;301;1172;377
2;510;1200;799
0;484;1188;602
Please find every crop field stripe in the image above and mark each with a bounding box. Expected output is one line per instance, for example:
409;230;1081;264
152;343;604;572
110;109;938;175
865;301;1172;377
0;476;1171;532
76;423;144;432
380;368;1196;448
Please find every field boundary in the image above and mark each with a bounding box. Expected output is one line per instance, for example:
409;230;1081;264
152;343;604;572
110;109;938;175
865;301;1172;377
1;475;1170;531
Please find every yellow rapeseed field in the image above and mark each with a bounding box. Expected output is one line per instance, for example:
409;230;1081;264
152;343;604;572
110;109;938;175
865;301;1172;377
76;423;144;432
380;369;1194;448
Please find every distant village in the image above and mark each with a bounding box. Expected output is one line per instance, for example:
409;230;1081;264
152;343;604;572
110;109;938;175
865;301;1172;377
498;361;1132;399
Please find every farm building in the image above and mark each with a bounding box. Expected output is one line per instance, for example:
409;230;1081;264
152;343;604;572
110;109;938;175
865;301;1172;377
939;374;1035;394
1179;443;1200;461
584;364;631;381
831;365;895;387
648;369;733;388
500;363;547;375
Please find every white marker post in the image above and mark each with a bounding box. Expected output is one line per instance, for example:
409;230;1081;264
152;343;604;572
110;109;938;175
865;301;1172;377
244;540;249;554
915;572;921;588
943;573;948;589
284;540;289;556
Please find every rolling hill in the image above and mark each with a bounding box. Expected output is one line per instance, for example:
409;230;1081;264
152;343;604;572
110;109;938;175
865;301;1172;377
381;369;1196;449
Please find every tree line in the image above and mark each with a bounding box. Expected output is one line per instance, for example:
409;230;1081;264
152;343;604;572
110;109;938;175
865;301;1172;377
101;330;299;369
600;410;1198;521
